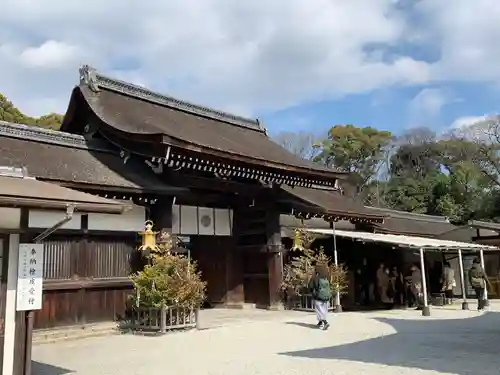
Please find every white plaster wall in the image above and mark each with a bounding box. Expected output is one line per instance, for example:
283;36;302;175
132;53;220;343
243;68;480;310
0;208;21;229
88;204;145;232
172;205;233;236
29;209;81;230
2;233;19;375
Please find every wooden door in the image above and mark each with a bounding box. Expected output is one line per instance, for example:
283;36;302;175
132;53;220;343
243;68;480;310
191;237;227;305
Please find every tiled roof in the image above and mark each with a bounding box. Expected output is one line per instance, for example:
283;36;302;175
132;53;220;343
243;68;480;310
60;65;344;180
0;121;185;193
280;185;386;222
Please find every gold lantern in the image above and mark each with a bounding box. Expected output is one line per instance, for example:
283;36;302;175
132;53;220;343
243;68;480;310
292;228;305;251
138;220;159;252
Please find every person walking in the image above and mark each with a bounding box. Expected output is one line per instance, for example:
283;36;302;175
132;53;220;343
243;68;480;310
468;258;490;311
440;261;455;305
309;264;332;330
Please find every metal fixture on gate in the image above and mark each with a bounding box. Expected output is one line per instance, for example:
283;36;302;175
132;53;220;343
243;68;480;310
138;220;159;253
292;228;305;251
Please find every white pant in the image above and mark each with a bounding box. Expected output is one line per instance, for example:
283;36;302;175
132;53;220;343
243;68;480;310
314;300;328;322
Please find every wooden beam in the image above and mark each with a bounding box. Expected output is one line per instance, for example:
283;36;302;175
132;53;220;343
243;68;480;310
166;172;268;195
43;277;132;291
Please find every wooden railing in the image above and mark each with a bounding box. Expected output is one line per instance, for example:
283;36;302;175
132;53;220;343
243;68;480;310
121;306;198;334
287;294;336;312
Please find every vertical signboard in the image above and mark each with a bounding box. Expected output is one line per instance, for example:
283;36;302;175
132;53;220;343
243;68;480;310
16;243;44;311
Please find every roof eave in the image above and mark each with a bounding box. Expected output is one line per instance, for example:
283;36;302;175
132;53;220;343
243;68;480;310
0;196;127;214
159;136;347;180
52;179;189;195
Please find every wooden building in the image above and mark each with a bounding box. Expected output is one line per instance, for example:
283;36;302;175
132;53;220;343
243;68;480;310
0;167;127;375
0;65;385;329
460;220;500;298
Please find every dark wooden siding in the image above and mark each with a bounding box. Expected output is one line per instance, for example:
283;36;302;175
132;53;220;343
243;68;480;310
42;238;73;280
35;234;136;329
87;238;132;278
42;235;134;280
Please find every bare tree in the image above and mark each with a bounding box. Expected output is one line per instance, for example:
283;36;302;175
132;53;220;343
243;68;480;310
449;115;500;188
273;131;320;160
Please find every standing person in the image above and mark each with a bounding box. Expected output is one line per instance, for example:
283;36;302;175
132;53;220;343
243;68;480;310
392;266;404;307
410;264;423;310
468;258;490;311
379;268;395;309
309;264;332;330
404;266;415;308
440;261;456;305
376;263;385;306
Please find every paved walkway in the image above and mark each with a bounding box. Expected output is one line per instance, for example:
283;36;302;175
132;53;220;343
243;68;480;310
33;306;500;375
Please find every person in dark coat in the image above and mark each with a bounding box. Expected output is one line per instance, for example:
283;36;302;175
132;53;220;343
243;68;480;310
468;258;490;311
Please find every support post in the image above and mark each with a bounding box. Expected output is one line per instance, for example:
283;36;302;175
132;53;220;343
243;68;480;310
419;248;430;316
458;249;469;310
479;250;489;307
149;197;173;237
330;222;342;313
24;311;34;375
267;252;284;310
195;308;201;330
160;305;167;334
266;208;283;310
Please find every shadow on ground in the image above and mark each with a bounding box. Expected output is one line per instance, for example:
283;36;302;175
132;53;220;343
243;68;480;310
280;312;500;374
286;322;319;329
33;361;73;375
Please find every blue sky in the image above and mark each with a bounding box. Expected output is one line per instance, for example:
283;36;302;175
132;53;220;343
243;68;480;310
0;0;499;139
262;82;500;137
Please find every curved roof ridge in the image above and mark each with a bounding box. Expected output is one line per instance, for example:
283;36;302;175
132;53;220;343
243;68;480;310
79;65;265;132
0;120;114;153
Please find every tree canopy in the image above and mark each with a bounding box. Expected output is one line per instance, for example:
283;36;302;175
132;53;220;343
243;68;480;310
0;93;63;129
274;122;500;224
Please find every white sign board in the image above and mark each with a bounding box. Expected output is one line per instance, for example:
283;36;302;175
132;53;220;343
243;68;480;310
16;243;44;311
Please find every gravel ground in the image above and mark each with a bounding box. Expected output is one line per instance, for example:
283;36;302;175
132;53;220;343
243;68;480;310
33;307;500;375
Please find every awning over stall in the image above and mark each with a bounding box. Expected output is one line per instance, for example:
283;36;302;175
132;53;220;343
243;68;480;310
305;228;499;251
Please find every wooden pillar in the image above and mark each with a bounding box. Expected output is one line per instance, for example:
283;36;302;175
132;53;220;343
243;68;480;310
266;208;283;309
149;197;173;233
458;249;469;310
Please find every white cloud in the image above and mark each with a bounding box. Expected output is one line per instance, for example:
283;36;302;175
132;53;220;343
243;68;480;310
0;0;498;118
0;0;430;117
410;88;451;116
450;115;490;130
18;40;82;69
416;0;500;83
407;88;458;126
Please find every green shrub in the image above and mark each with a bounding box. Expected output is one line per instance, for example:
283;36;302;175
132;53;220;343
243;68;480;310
130;251;206;308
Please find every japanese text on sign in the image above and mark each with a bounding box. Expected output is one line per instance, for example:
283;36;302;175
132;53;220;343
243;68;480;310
16;243;44;311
